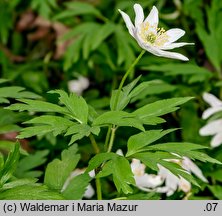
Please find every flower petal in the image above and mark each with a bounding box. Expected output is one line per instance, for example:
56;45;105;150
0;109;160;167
156;186;174;196
116;149;124;156
118;9;135;37
178;177;191;193
203;92;222;107
134;33;188;60
182;157;208;183
131;159;145;176
161;42;194;50
202;107;222;119
199;119;222;136
144;6;159;30
84;184;95;199
135;174;163;189
211;133;222;148
134;4;144;26
164;28;185;44
143;45;189;61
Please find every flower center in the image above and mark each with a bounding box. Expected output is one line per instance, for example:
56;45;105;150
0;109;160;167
146;33;156;44
139;23;169;47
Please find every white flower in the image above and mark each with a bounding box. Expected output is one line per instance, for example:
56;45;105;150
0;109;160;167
156;164;191;196
131;159;163;191
68;76;89;95
199;92;222;147
62;168;95;199
201;92;222;119
119;150;207;196
116;149;124;156
200;119;222;148
118;4;193;61
156;157;207;196
182;157;208;183
116;150;163;190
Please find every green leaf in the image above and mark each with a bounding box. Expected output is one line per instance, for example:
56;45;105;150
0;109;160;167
86;152;117;172
139;116;166;125
126;129;177;157
0;124;21;134
65;123;100;145
97;156;135;194
0;153;3;171
7;99;67;114
0;140;27;155
0;1;13;44
133;138;221;172
44;145;80;191
145;142;221;164
62;173;92;200
17;115;74;139
135;152;199;186
126;192;160;200
133;97;193;120
50;90;88;124
15;150;49;178
91;22;116;50
0;109;27;127
195;1;222;72
2;178;38;190
115;25;136;67
82;24;100;59
0;79;9;84
0;86;40;104
148;142;207;152
143;63;212;83
110;76;141;111
61;22;97;41
63;36;84;70
160;160;199;187
54;1;102;20
17;126;54;139
86;153;135;194
0;142;20;185
93;111;144;131
210;169;222;182
134;152;179;171
130;80;176;102
31;0;57;19
208;185;222;199
0;185;64;200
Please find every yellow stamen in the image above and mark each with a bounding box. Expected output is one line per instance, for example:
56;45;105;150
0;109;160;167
139;23;169;46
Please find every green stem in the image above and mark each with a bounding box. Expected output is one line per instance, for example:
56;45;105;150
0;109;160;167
88;134;102;199
113;50;145;110
107;127;116;153
89;134;100;154
104;125;111;150
106;50;145;152
95;178;102;200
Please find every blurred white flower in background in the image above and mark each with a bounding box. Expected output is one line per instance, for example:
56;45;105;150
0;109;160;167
156;165;191;196
200;120;222;148
201;92;222;119
182;157;208;183
156;157;208;196
62;168;95;199
68;76;89;95
131;159;163;191
117;150;207;196
199;92;222;147
118;4;193;61
116;150;163;190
